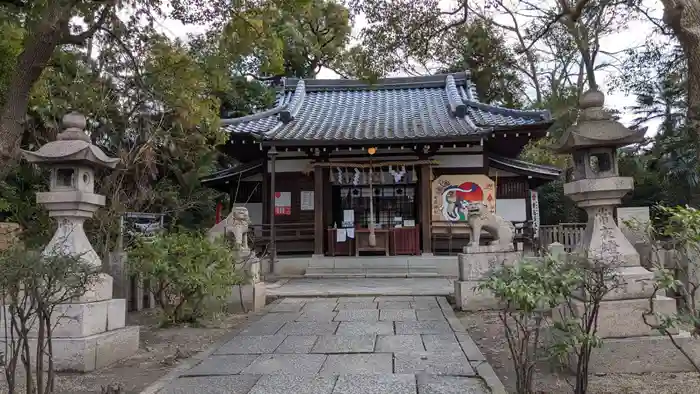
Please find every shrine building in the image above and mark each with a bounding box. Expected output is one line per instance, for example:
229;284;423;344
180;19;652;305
201;72;561;274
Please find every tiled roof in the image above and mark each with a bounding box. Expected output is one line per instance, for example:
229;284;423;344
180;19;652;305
489;155;562;179
221;72;552;142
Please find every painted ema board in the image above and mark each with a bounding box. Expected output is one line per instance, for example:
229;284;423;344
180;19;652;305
274;191;291;216
432;174;496;223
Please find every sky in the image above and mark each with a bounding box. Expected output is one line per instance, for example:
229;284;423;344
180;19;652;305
155;0;663;133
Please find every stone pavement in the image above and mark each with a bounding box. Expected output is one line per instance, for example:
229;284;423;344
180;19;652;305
266;278;454;298
156;296;505;394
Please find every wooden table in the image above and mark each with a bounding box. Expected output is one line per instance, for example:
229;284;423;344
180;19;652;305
355;228;390;256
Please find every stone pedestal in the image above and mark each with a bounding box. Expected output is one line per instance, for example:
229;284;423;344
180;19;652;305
454;247;521;311
228;260;266;312
1;275;139;371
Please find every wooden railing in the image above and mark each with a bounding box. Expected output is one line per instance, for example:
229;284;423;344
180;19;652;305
538;223;586;252
249;222;315;253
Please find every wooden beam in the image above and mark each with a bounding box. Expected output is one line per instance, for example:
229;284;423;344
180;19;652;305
313;165;324;255
419;163;432;254
269;147;278;268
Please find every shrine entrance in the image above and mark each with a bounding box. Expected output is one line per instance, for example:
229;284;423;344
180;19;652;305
325;163;422;257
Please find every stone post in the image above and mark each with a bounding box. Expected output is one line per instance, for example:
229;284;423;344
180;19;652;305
17;112;139;371
551;91;699;373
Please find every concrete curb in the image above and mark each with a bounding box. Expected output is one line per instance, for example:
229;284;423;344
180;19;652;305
138;300;281;394
437;296;508;394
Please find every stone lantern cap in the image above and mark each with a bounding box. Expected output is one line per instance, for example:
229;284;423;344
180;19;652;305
553;90;645;154
21;112;120;169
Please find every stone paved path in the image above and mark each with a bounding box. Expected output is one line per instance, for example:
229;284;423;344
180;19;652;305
267;278;454;297
157;296;504;394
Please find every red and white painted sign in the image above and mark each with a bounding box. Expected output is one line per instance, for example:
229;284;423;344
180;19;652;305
275;191;291;216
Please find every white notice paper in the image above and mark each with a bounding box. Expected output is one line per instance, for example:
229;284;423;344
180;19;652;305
343;210;355;224
336;229;347;242
346;228;355;239
300;190;314;211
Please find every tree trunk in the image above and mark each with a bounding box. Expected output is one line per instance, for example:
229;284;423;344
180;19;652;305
0;3;73;173
661;0;700;133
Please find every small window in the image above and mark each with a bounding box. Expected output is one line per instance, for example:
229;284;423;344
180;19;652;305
56;168;74;188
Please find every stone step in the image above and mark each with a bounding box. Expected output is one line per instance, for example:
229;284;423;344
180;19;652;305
304;267;444;278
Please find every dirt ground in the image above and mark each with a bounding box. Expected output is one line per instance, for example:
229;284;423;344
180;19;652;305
0;310;249;394
458;310;700;394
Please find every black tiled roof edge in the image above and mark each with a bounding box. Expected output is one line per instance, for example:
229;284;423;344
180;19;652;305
489;155;562;179
221;72;553;141
200;160;264;186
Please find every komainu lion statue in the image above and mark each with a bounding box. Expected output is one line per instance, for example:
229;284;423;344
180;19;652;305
229;207;250;251
466;202;515;247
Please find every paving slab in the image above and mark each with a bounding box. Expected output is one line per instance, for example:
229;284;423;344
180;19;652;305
394;352;475;376
338;296;377;302
248;374;338;394
422;334;464;355
378;301;413;309
256;312;301;323
278;321;339;335
237;321;286;336
336;321;394;335
267;278;454;297
159;375;261;394
157;296;504;394
241;354;327;375
334;309;380;321
416;309;445;321
331;374;416;394
214;335;286;355
380;309;417;321
416;375;490;394
274;335;318;354
374;296;415;302
182;355;259;376
336;301;378;310
320;353;393;375
297;310;338;321
312;335;376;353
269;302;305;313
301;302;339;312
395;320;452;335
375;335;425;352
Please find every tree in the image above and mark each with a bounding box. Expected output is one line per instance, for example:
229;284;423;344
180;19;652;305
437;20;524;107
0;0;309;174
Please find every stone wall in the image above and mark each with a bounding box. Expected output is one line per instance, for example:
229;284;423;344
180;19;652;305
0;222;20;251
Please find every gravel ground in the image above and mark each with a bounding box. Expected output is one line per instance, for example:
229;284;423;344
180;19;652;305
0;310;249;394
458;310;700;394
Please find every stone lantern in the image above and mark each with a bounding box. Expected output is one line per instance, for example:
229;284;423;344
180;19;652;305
552;91;700;373
20;112;139;371
553;90;645;266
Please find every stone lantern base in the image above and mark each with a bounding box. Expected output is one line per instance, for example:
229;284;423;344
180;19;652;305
1;274;140;371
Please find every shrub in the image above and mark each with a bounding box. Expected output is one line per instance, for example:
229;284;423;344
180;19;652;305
477;255;579;394
640;205;700;373
128;231;245;325
0;245;101;394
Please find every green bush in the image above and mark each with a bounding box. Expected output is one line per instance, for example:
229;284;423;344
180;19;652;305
128;231;245;325
477;255;580;394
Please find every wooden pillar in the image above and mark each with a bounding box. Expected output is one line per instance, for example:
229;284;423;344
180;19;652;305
419;164;432;254
313;164;324;255
268;147;278;269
